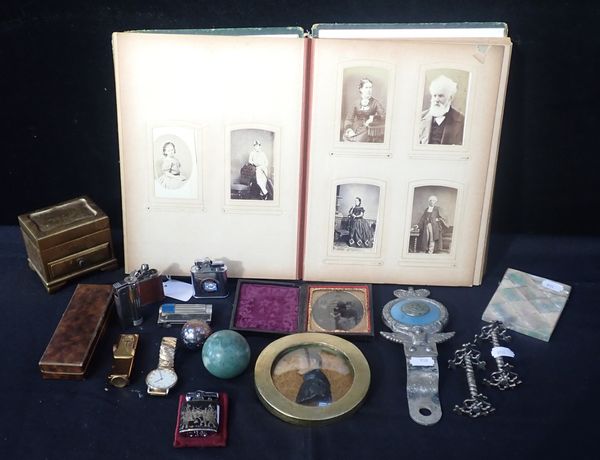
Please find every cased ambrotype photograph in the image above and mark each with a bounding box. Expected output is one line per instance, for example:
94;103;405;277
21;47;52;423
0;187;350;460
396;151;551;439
152;126;198;199
333;183;380;251
417;69;470;146
408;185;457;255
306;285;371;335
229;128;275;201
271;345;354;407
339;66;389;144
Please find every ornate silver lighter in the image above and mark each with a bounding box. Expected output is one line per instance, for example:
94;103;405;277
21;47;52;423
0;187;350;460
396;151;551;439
178;391;221;437
381;288;454;425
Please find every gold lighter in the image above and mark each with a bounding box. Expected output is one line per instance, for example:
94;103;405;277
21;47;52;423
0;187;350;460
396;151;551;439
108;334;139;388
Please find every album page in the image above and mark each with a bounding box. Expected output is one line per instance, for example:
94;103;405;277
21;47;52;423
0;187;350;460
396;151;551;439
113;32;307;278
302;36;511;285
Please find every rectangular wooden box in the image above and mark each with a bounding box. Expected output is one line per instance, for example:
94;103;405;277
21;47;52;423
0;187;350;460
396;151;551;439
18;196;118;293
39;284;113;380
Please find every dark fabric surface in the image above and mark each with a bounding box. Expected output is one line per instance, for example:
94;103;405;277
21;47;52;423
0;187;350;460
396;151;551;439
1;225;599;459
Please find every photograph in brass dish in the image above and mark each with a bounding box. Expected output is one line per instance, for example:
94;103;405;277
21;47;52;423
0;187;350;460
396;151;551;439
271;345;354;407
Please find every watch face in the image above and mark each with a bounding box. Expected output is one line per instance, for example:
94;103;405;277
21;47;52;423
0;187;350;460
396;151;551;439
146;368;178;390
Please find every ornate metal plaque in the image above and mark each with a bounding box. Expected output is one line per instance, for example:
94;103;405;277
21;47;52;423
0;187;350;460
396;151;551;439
381;288;454;425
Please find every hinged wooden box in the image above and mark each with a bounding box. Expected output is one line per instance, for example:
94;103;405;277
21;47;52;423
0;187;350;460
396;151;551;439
39;284;113;379
18;196;118;293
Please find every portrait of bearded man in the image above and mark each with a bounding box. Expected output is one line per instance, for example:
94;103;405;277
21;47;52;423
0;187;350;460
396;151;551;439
419;74;465;146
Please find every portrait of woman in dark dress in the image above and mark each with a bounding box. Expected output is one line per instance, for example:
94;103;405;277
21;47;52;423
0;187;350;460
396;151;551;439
347;197;374;248
342;78;386;143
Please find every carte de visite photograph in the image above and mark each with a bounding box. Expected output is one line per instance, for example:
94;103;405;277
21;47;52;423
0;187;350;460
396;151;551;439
229;128;275;202
332;183;381;252
305;285;372;336
417;68;470;147
408;185;458;255
338;66;390;145
151;126;199;200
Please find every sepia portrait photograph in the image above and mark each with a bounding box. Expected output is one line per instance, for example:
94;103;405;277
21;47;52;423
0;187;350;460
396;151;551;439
306;285;372;335
339;66;389;144
229;128;275;201
417;68;470;146
152;126;198;200
333;183;380;251
408;185;458;255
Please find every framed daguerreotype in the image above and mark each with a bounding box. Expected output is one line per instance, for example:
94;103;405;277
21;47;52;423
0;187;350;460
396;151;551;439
333;62;394;155
254;333;370;425
305;285;372;336
230;280;373;337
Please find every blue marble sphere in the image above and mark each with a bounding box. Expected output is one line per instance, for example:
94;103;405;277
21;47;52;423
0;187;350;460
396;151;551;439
202;330;251;379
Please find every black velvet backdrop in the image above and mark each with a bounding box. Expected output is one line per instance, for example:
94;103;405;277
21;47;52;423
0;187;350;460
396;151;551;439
2;0;599;234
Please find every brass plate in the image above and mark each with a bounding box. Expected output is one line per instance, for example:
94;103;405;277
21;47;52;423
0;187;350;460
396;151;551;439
254;333;370;425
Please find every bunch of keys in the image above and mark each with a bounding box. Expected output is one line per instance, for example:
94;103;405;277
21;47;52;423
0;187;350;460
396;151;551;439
178;391;221;438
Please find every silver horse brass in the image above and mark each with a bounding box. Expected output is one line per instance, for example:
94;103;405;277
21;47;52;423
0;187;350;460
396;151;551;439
381;288;454;425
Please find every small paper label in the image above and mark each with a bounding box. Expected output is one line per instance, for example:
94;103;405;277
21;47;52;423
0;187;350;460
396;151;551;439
161;304;175;313
542;279;564;293
410;357;435;366
491;346;515;358
163;279;194;301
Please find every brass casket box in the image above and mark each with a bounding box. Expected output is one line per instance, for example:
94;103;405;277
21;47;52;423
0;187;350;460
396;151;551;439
18;196;118;293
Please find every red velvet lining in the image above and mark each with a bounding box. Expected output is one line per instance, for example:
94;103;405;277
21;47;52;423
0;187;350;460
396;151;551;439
233;283;300;333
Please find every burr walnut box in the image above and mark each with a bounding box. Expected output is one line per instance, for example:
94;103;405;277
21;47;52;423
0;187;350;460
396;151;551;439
18;196;118;293
39;284;113;380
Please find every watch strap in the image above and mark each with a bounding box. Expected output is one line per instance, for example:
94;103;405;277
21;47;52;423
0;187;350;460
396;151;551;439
148;385;168;396
159;336;177;369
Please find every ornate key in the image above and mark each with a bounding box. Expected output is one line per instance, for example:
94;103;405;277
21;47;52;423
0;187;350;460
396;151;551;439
476;321;522;390
449;342;495;417
381;288;454;425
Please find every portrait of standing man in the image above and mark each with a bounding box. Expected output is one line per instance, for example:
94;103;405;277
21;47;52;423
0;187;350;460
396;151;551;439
418;70;469;146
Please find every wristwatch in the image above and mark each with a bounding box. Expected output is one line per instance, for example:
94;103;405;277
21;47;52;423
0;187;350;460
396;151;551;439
108;334;139;388
146;337;178;396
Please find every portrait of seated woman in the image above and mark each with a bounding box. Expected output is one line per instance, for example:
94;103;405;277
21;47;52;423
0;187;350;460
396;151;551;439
341;78;386;143
157;141;187;190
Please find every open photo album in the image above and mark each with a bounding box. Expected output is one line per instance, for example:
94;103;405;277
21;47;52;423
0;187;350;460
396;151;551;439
112;23;512;285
